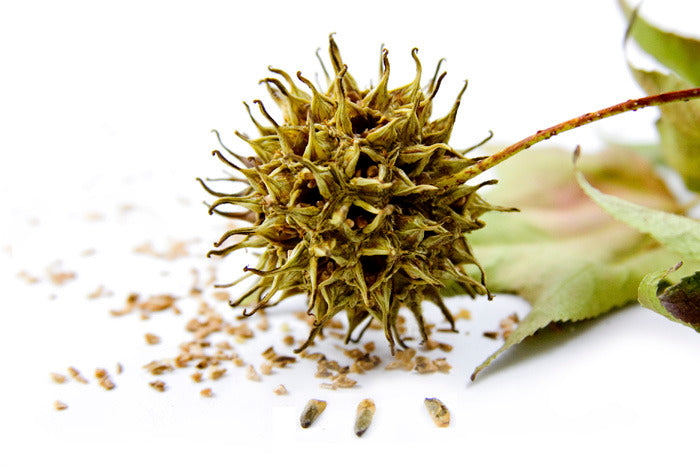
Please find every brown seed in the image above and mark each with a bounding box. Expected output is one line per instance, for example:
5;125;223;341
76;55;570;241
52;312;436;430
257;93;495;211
143;360;173;375
282;335;295;346
50;373;67;384
209;367;227;380
67;367;88;384
200;388;214;398
144;333;161;345
191;372;203;383
245;365;260;382
149;380;166;392
273;384;288;395
300;399;327;428
482;331;499;340
354;399;376;437
54;400;68;411
424;398;450;427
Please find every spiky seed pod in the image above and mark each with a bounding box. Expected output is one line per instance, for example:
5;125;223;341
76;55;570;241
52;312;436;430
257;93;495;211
202;35;511;354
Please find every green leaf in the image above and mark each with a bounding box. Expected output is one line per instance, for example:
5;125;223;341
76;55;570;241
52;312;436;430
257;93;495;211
576;159;700;332
619;0;700;191
619;0;700;87
639;265;700;332
630;68;700;191
468;147;683;380
575;162;700;259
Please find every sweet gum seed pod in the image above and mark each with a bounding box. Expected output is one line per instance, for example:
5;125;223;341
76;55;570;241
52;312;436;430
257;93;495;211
203;34;513;354
354;398;376;437
300;398;327;428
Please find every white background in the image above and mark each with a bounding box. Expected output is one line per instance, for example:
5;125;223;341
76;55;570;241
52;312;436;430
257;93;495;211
1;0;699;465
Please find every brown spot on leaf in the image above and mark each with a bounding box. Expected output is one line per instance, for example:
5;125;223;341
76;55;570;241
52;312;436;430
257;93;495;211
659;272;700;327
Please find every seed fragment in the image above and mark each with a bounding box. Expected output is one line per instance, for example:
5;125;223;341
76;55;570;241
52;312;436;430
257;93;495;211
144;333;161;345
149;380;166;392
424;398;450;427
50;373;67;384
67;367;88;384
200;388;214;397
245;365;260;382
273;384;288;395
354;399;376;437
54;400;68;411
300;399;327;428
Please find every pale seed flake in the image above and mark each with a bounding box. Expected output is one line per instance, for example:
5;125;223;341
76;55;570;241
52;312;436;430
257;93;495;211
414;356;438;374
50;373;67;384
116;362;123;375
245;365;261;382
149;380;166;392
273;384;288;395
424;398;450;427
143;360;174;376
208;367;227;380
260;362;273;375
320;374;357;390
144;333;161;345
200;388;214;398
300;399;326;428
54;400;68;411
354;399;376;437
67;367;88;384
87;285;112;300
17;270;40;284
140;294;176;312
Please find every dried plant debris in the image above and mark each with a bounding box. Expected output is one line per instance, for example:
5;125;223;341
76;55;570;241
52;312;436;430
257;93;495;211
144;333;161;345
354;399;376;437
47;263;76;286
50;372;67;384
133;240;192;260
424;398;450;427
95;368;116;390
143;360;174;376
245;365;261;382
67;367;88;384
54;400;68;411
87;285;112;300
191;372;203;383
273;384;288;395
300;399;327;428
320;374;357;390
482;313;520;340
17;270;40;284
200;388;214;398
149;380;167;392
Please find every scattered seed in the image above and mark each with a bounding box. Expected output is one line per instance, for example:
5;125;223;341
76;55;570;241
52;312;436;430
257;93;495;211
209;367;226;380
482;331;499;340
116;362;123;375
414;356;438;374
200;388;213;398
54;400;68;411
149;380;166;392
300;399;326;428
143;360;173;375
282;335;295;346
191;371;203;383
50;373;67;384
273;384;288;395
144;333;161;345
212;291;230;302
354;399;376;437
424;398;450;427
260;362;273;375
67;367;88;384
245;365;260;382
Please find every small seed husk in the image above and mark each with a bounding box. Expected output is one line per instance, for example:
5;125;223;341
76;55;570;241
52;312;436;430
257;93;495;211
424;397;450;427
300;399;326;428
354;399;376;437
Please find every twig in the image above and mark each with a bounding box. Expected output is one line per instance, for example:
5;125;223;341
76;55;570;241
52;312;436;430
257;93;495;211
457;87;700;181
